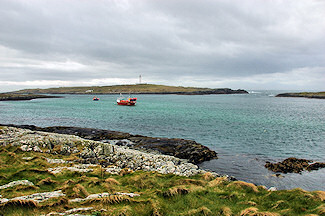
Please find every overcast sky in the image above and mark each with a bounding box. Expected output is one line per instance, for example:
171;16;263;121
0;0;324;92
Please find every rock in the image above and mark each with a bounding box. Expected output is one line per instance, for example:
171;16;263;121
48;165;94;174
268;187;277;191
0;180;34;190
1;190;65;204
45;158;69;164
69;192;139;203
265;157;325;173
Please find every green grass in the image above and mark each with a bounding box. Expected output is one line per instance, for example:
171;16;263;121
0;145;324;215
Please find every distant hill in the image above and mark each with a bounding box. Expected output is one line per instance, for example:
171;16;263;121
11;84;248;95
276;91;325;99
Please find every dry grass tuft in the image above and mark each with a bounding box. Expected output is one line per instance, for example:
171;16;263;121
162;187;190;198
43;197;68;208
115;205;132;216
315;204;325;215
208;177;227;187
62;183;89;198
239;207;259;216
185;206;212;216
176;179;205;186
85;195;130;205
228;181;259;193
313;190;325;201
88;177;101;187
202;172;214;181
271;200;286;209
0;199;38;209
149;198;162;216
105;177;120;185
219;206;232;216
72;184;89;198
37;177;57;186
119;168;133;176
238;201;257;206
239;207;279;216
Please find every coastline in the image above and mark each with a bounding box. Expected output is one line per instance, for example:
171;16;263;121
0;93;62;101
0;124;218;165
276;92;325;99
1;125;325;215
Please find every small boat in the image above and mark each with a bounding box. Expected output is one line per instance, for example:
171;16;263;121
93;96;100;101
117;93;137;106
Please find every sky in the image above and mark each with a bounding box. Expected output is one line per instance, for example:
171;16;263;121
0;0;325;92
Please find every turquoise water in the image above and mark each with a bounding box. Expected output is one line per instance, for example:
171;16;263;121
1;91;325;190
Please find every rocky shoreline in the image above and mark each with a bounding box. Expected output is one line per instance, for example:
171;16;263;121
0;93;62;101
1;124;217;164
0;126;224;178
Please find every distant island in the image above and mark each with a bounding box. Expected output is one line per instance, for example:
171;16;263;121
0;93;61;101
276;91;325;99
10;84;248;95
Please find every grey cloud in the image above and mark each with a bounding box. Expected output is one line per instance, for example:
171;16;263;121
0;0;324;91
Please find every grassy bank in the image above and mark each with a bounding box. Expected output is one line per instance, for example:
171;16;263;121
1;144;324;215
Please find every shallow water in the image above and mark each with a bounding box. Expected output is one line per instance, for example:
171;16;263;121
1;91;325;190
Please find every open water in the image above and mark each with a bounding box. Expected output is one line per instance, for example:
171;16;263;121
1;91;325;190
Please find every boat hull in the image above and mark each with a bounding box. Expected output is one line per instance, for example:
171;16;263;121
117;102;136;106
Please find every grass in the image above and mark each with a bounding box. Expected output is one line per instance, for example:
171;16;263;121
0;145;324;215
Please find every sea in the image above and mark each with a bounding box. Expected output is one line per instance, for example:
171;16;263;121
1;90;324;191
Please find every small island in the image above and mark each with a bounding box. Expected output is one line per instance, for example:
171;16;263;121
10;84;248;95
276;91;325;99
0;93;62;101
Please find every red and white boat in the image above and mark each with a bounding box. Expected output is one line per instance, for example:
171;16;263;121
117;94;137;106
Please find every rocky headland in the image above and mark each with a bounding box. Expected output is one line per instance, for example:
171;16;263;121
0;93;62;101
1;124;217;164
276;92;325;99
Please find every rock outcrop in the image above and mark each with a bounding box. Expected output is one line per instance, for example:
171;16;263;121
265;157;325;173
1;124;217;164
0;126;222;178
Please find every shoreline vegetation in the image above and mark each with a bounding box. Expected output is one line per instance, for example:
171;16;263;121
1;126;325;215
0;93;62;101
276;92;325;99
10;84;249;95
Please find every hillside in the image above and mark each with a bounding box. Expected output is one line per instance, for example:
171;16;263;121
276;92;325;99
12;84;248;95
